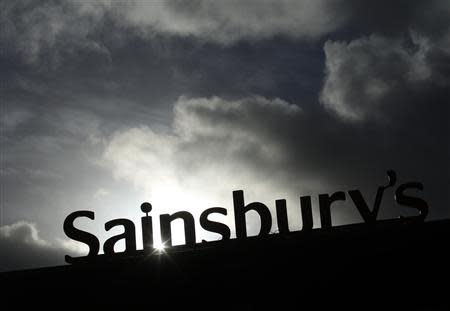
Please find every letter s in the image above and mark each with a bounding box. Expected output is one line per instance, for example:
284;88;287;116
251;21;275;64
63;210;100;263
200;207;231;241
395;182;429;220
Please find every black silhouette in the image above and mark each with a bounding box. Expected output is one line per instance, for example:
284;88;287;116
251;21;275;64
62;170;430;264
17;169;445;309
141;202;154;250
160;211;196;246
200;207;231;240
104;218;136;254
233;190;272;238
63;210;99;263
2;218;449;310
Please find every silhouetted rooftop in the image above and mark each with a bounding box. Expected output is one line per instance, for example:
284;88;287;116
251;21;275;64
2;219;449;310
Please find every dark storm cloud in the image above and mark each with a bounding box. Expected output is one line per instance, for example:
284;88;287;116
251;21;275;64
0;0;111;66
339;0;450;40
1;0;449;271
121;0;348;43
0;221;83;272
318;1;450;219
0;0;345;67
321;34;449;121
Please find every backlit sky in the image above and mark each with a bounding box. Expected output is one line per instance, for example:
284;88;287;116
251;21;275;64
1;0;449;272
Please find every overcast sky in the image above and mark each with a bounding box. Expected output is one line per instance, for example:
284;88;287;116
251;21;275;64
1;0;449;272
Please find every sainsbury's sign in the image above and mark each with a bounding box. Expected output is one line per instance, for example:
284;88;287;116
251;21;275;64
64;170;428;263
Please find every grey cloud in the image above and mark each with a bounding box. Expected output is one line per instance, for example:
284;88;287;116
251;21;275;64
0;0;111;66
0;221;84;272
173;96;300;140
122;0;346;44
340;0;450;41
104;95;304;208
1;0;347;66
320;34;433;121
3;0;449;68
320;0;450;122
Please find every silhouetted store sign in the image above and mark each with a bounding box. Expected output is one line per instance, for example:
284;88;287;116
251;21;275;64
64;170;429;263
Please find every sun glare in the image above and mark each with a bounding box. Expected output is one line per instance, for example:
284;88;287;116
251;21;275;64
153;241;166;252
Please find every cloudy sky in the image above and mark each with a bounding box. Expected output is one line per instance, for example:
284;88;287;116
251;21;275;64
1;0;449;272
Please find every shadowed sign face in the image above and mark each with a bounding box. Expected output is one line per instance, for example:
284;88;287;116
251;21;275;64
63;170;429;263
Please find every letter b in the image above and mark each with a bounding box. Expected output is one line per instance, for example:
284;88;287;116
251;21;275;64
233;190;272;239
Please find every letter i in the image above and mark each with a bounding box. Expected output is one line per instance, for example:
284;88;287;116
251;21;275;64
141;202;154;251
